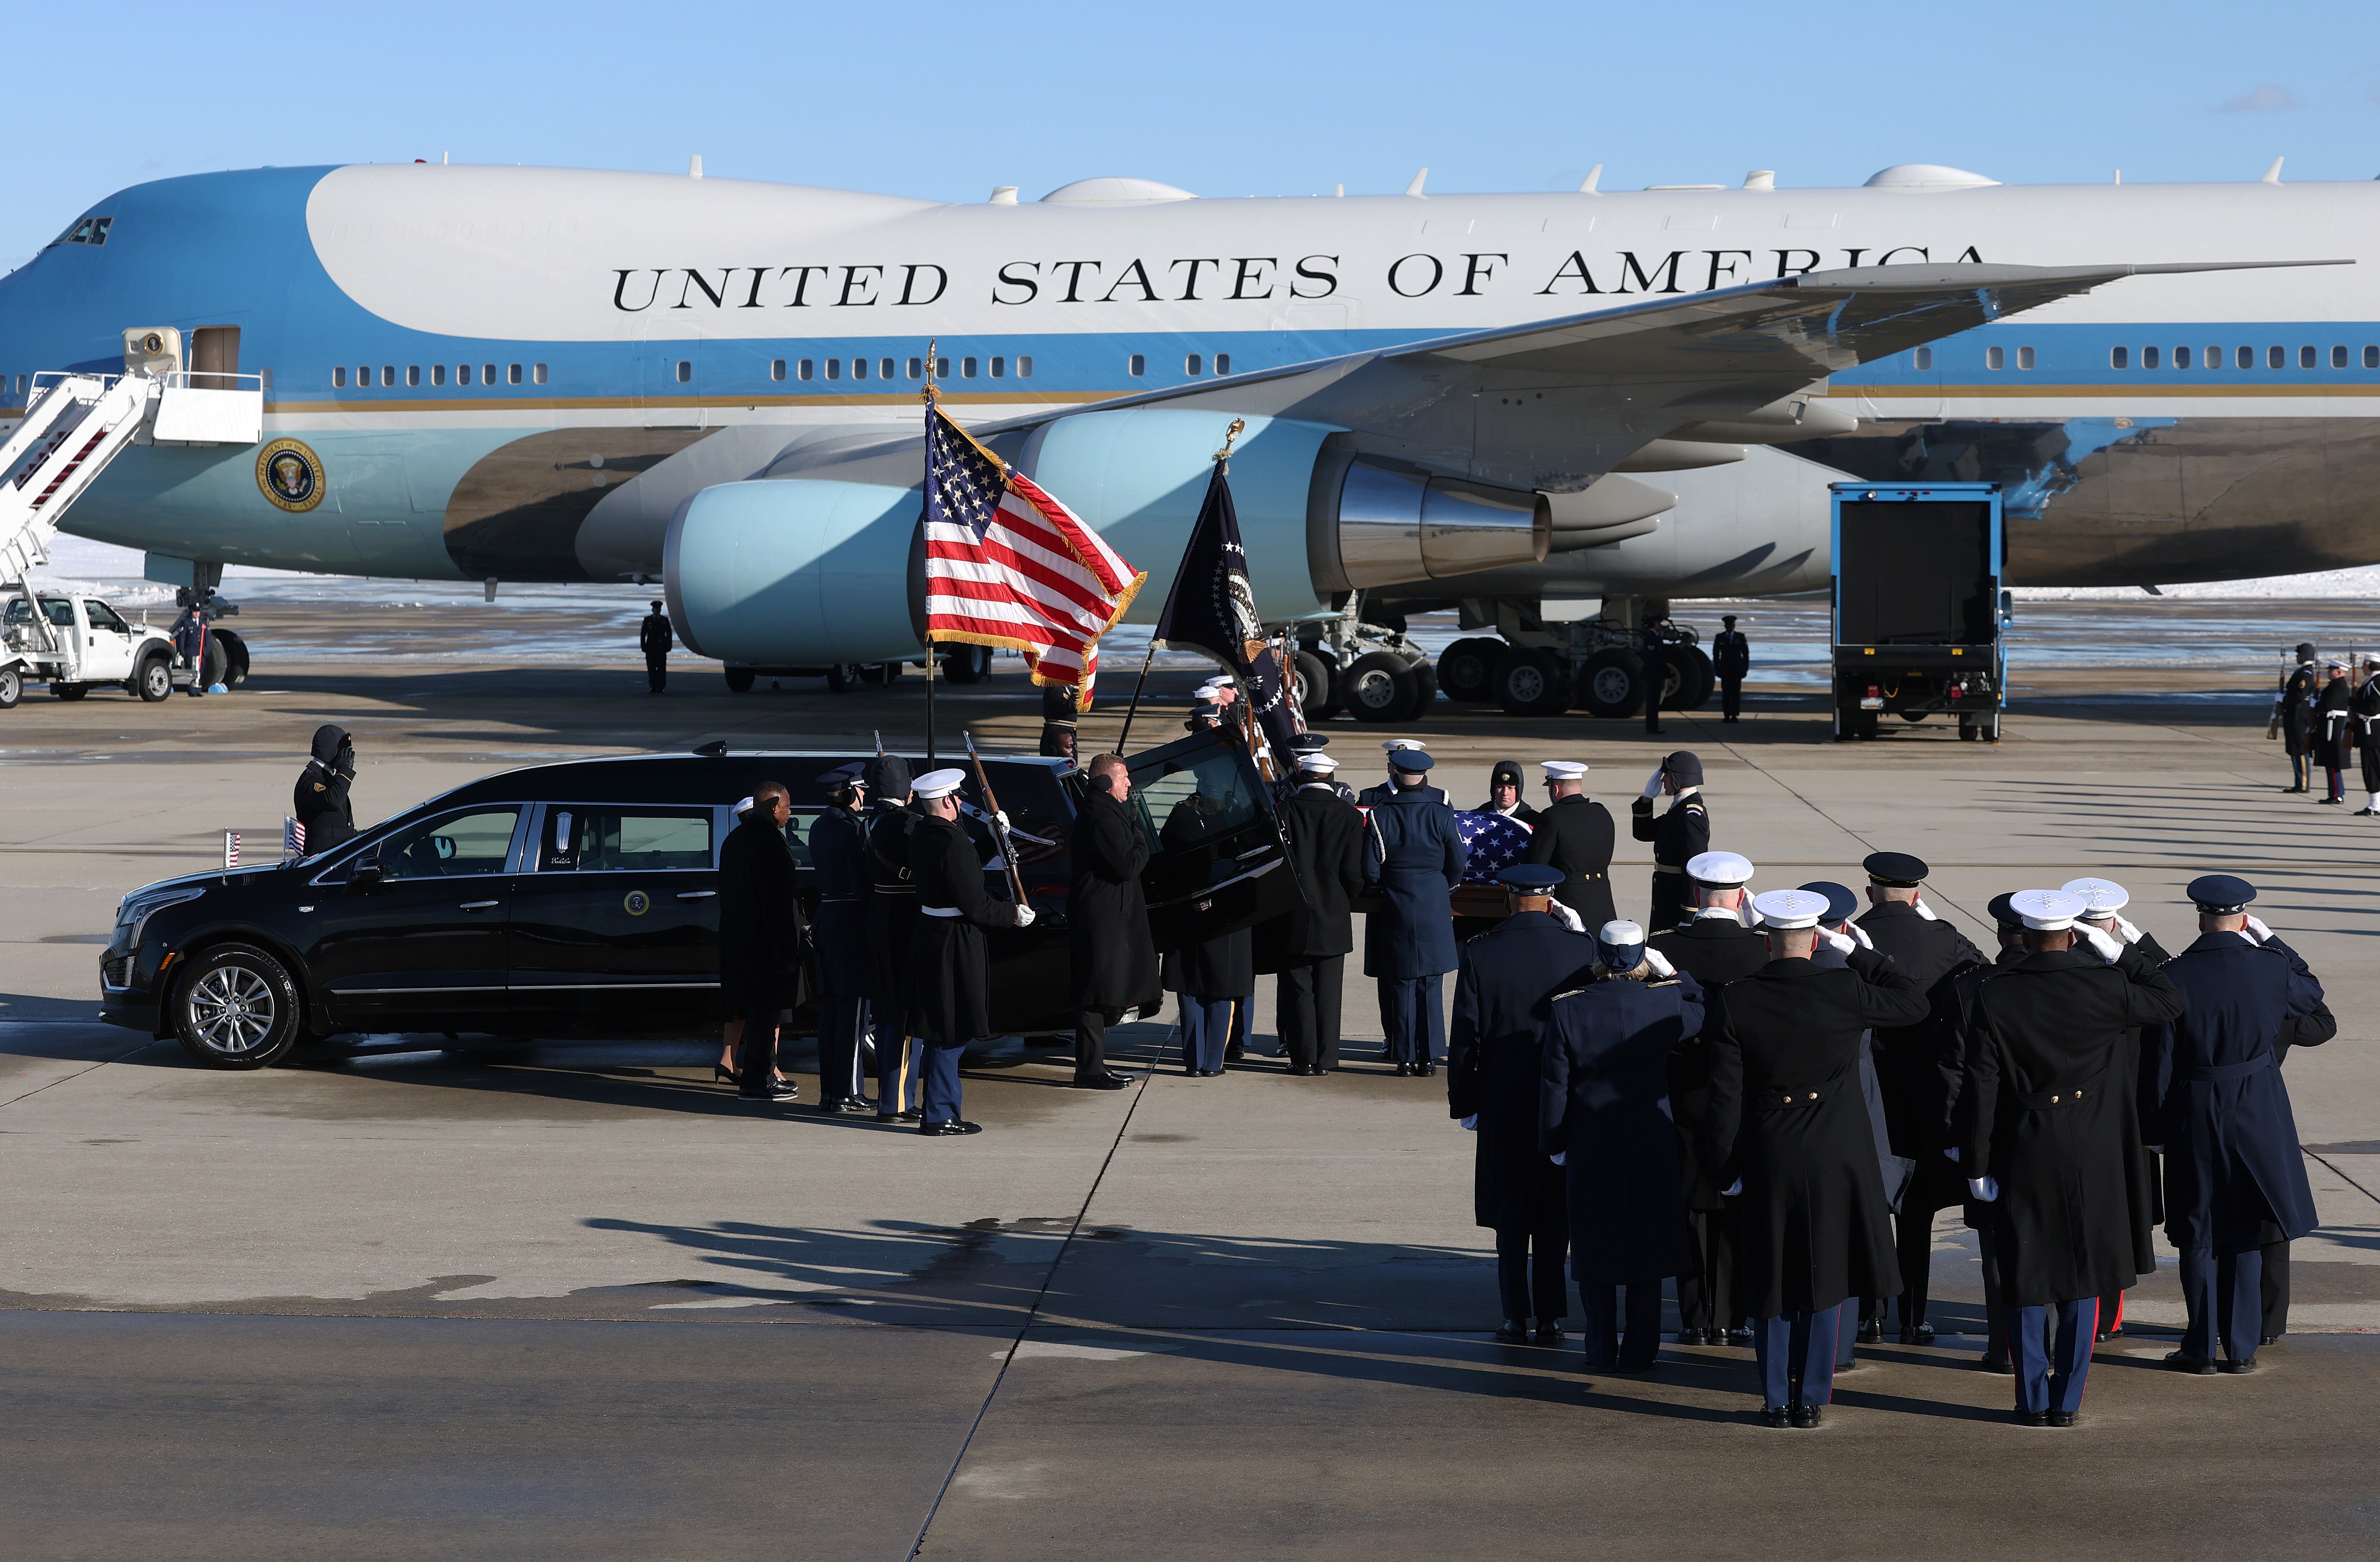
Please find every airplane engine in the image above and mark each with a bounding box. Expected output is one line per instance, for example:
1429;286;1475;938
665;478;921;665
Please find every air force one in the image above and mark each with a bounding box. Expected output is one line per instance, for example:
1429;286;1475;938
0;157;2372;711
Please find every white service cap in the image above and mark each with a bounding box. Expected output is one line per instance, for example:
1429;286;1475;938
1539;760;1588;780
733;796;755;814
2061;877;2129;916
1382;739;1427;751
2010;889;2087;931
1687;850;1755;887
1750;889;1830;930
912;767;967;799
1299;753;1341;773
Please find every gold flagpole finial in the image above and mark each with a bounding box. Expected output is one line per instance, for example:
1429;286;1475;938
1213;416;1246;470
923;338;939;409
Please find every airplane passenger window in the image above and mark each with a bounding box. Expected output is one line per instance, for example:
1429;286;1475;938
962;357;978;378
825;359;841;381
483;363;498;383
2206;346;2220;369
852;358;869;380
332;367;347;387
1128;354;1147;376
2366;347;2378;369
533;363;548;384
2173;346;2191;369
406;366;420;387
935;357;950;378
674;360;691;383
771;360;786;381
382;366;397;386
2109;347;2128;370
2332;346;2347;369
990;356;1005;378
798;360;813;380
2299;346;2316;369
1017;356;1032;378
880;357;895;380
2238;346;2254;369
906;357;923;379
508;363;523;385
1186;354;1204;376
1985;346;2003;371
2268;346;2285;369
2016;347;2034;370
1214;353;1230;375
2142;346;2160;369
458;364;472;385
431;364;446;386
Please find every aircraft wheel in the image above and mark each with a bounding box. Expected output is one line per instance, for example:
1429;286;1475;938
1403;660;1438;720
1492;647;1571;718
1669;646;1715;710
214;629;250;688
943;644;992;684
1573;649;1645;719
1340;651;1417;723
1291;650;1332;717
723;666;756;693
826;663;861;693
1436;637;1502;702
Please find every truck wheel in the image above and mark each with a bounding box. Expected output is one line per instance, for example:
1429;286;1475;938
1291;650;1332;718
214;629;250;688
1436;637;1502;702
1574;649;1645;719
171;942;302;1069
1958;718;1979;741
723;666;756;693
1491;647;1570;717
134;655;172;702
0;666;19;709
1669;646;1715;711
1403;659;1439;720
1340;650;1417;723
1980;714;2001;743
51;681;87;701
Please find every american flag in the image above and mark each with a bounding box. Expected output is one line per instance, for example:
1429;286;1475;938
283;816;305;859
1454;811;1533;883
922;404;1143;688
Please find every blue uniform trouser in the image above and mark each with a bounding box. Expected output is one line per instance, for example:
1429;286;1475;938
2179;1246;2263;1363
816;995;867;1104
874;1018;922;1114
2008;1297;2098;1414
1579;1272;1662;1370
1179;995;1235;1072
1835;1297;1860;1370
919;1039;967;1125
1377;974;1445;1064
1754;1309;1841;1408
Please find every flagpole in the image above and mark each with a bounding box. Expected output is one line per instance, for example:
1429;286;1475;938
921;339;939;765
1119;419;1244;757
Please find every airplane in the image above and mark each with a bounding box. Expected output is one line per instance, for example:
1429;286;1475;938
0;157;2371;719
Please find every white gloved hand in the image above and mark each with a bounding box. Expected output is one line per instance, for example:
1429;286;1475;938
2114;915;2143;945
2077;922;2123;964
1461;1114;1478;1131
1721;1179;1743;1197
2243;914;2274;945
1944;1146;1961;1162
1641;768;1665;800
1549;901;1585;933
1820;926;1857;955
1643;947;1677;979
992;810;1011;831
1914;898;1939;921
1849;921;1874;951
1968;1175;2000;1202
1011;905;1037;928
1551;1150;1568;1166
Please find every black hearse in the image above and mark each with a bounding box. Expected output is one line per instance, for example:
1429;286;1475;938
101;729;1299;1069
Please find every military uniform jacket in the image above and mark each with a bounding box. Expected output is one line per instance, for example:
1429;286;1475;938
1068;787;1158;1010
1448;911;1598;1233
294;725;356;852
2275;665;2317;754
1960;946;2184;1307
1711;630;1750;681
638;612;673;655
2315;679;2354;768
1359;781;1446;807
2356;678;2380;785
807;805;870;999
1706;948;1931;1317
1362;790;1468;979
1520;792;1618;931
1629;790;1709;930
1855;902;1987;1166
904;812;1023;1045
1270;785;1367;960
1931;946;2025;1229
2146;933;2334;1252
861;805;924;1013
1649;914;1771;1209
719;813;808;1012
1542;971;1706;1284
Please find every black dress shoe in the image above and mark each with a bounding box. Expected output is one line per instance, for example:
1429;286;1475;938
918;1119;984;1136
876;1109;923;1123
1902;1322;1937;1346
2164;1352;2219;1375
739;1085;798;1104
1676;1327;1708;1346
2012;1409;2049;1427
1224;1043;1245;1062
1789;1404;1823;1428
1414;1061;1437;1078
1535;1322;1564;1346
1494;1320;1528;1344
1392;1062;1412;1077
816;1096;875;1115
1981;1355;2015;1375
1725;1327;1754;1347
2261;1334;2282;1346
2045;1410;2077;1427
1073;1072;1131;1090
1759;1406;1792;1428
2220;1357;2259;1374
1856;1320;1884;1345
2318;796;2344;804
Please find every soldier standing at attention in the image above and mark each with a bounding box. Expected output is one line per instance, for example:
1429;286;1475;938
1037;683;1082;763
1271;752;1368;1075
2354;656;2380;816
639;600;672;694
1364;749;1467;1077
904;768;1035;1135
861;754;925;1123
1632;752;1709;933
1712;615;1750;724
2315;659;2353;805
1523;761;1617;932
2267;642;2318;792
1640;614;1670;736
806;763;875;1114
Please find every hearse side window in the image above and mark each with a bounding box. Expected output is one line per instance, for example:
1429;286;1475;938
1130;747;1257;854
538;807;714;873
376;808;523;880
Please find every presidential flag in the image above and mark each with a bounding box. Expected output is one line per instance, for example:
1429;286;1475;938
921;404;1143;688
1152;458;1301;768
1453;811;1534;883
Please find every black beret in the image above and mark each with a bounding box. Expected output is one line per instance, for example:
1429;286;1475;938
1863;850;1930;888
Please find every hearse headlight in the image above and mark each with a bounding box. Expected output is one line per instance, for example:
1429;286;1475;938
118;886;204;944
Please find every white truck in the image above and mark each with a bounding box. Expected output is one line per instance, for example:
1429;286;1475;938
0;591;239;708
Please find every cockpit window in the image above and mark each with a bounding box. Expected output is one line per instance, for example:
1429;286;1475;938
48;216;112;248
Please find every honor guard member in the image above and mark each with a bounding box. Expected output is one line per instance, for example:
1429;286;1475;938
1185;701;1224;733
1960;890;2183;1425
861;754;926;1122
904;768;1035;1134
1707;888;1931;1427
2268;643;2319;792
2354;657;2380;815
1290;734;1359;804
2064;875;2170;1338
1364;749;1468;1075
1640;613;1670;735
1158;766;1257;1075
1854;852;1988;1344
1067;753;1153;1090
1649;850;1766;1345
1631;752;1710;933
807;763;875;1113
1272;753;1368;1074
1935;893;2033;1374
2315;660;2353;803
1449;864;1598;1344
1543;919;1705;1371
1038;683;1082;763
1360;740;1443;806
1712;614;1751;723
719;783;806;1104
638;600;672;693
1523;760;1619;932
2146;876;2335;1373
1480;760;1541;824
293;725;358;852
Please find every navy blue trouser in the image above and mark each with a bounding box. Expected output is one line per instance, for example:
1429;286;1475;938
1494;1221;1568;1323
1178;995;1235;1072
1580;1273;1662;1370
919;1039;966;1125
1835;1297;1859;1371
816;995;867;1104
1754;1309;1841;1408
2009;1297;2098;1414
1376;974;1445;1064
2180;1246;2264;1364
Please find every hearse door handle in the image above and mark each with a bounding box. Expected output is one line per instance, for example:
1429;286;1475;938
677;890;717;900
458;900;501;911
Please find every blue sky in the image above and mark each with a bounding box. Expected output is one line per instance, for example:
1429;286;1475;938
3;0;2375;268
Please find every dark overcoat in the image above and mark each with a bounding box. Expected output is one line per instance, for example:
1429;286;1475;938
1449;911;1598;1232
1649;915;1770;1209
1520;792;1618;930
2315;678;2355;770
861;803;923;1016
1068;787;1158;1010
904;812;1022;1044
1629;790;1709;931
1542;971;1706;1283
2146;932;2334;1252
1856;901;1987;1188
1933;946;2025;1231
1961;946;2185;1306
1711;629;1751;681
1362;789;1467;979
1269;783;1368;960
294;725;356;852
718;810;808;1018
2355;677;2380;789
806;804;870;999
2275;665;2317;756
1706;948;1931;1317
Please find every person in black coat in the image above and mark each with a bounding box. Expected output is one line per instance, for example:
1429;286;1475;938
2267;644;2317;792
1853;851;1988;1344
171;604;209;698
2146;875;2335;1373
1648;849;1766;1345
2314;660;2353;804
293;725;357;853
1358;739;1445;806
1961;890;2184;1425
1158;771;1255;1077
1364;750;1467;1076
1451;865;1598;1344
806;763;874;1113
1270;753;1368;1074
1934;892;2033;1374
1640;615;1669;735
1630;751;1709;933
638;600;672;693
1707;888;1931;1427
904;768;1034;1134
1543;917;1706;1372
2062;876;2174;1339
1069;754;1154;1089
2354;656;2380;816
719;783;807;1103
860;754;925;1122
1479;759;1540;824
1712;614;1750;723
1522;761;1617;932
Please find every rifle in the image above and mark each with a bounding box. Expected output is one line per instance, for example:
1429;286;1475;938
963;730;1031;908
874;728;885;757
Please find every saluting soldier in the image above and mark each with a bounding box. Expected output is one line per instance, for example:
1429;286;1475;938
1067;753;1152;1090
2353;656;2380;816
1522;760;1617;932
806;763;875;1113
1449;864;1599;1345
2315;659;2353;804
860;754;925;1122
1707;888;1929;1427
1934;892;2033;1374
1364;749;1467;1076
2267;642;2319;792
1854;851;1988;1344
1649;850;1766;1346
1712;614;1750;724
1960;890;2183;1426
2063;876;2170;1339
2146;876;2336;1374
293;725;358;852
1271;752;1368;1075
904;768;1035;1135
1479;759;1541;824
1631;751;1709;933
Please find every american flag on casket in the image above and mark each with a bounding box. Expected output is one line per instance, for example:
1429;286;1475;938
1454;811;1532;882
